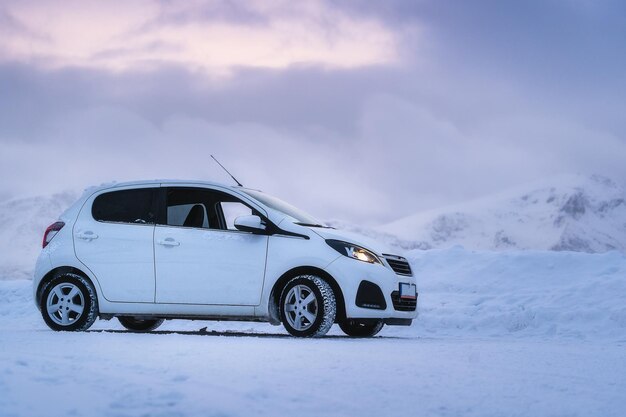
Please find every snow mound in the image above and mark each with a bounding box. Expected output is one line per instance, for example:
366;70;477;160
404;247;626;340
0;191;78;280
0;280;35;319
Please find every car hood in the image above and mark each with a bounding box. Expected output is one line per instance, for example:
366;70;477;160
306;226;398;257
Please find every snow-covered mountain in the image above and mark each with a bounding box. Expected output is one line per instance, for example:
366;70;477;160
371;174;626;253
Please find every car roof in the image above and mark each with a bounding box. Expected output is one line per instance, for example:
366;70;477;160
85;179;241;193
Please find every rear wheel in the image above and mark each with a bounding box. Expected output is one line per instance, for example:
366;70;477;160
280;275;336;337
118;316;164;332
339;319;384;337
40;273;98;331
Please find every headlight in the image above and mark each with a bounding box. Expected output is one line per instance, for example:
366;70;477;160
326;240;381;264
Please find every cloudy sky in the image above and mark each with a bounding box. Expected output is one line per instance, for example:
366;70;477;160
1;0;625;224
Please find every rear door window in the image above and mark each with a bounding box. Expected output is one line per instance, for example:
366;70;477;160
92;188;157;224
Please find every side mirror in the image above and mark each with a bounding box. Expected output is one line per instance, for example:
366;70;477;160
234;215;266;234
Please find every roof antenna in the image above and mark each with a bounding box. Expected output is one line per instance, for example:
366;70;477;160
211;155;243;187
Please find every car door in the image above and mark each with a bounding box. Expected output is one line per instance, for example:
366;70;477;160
154;186;269;305
73;186;158;303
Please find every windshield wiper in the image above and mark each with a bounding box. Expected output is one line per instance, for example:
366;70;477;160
295;222;333;229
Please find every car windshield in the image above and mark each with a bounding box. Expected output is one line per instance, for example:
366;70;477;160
241;189;324;226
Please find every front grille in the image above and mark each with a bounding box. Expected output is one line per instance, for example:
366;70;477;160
383;255;413;276
391;291;417;312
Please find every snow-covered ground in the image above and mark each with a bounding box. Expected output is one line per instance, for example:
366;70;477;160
1;176;625;416
1;248;625;417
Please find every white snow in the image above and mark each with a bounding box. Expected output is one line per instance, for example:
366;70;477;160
0;191;77;280
331;174;626;253
407;247;626;340
1;177;626;416
1;248;625;417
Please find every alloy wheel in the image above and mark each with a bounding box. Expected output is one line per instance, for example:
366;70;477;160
46;283;85;326
283;284;319;331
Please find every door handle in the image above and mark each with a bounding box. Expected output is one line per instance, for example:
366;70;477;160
157;238;180;247
75;231;98;240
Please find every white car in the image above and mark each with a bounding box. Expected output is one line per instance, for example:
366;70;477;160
34;180;418;337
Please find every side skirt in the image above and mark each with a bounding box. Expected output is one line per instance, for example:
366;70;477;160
100;314;269;323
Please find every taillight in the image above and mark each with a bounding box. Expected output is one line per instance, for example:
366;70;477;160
43;221;65;248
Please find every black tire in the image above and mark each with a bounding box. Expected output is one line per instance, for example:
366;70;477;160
279;275;336;337
118;316;164;332
40;273;98;331
339;319;384;337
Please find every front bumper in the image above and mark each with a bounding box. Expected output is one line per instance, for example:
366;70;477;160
324;255;419;322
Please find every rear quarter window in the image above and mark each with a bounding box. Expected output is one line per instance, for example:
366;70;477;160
92;188;156;224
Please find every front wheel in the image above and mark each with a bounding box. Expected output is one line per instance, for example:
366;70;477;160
40;273;98;331
280;275;336;337
339;319;384;337
118;316;164;332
